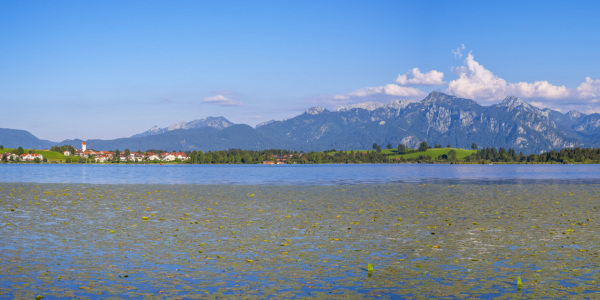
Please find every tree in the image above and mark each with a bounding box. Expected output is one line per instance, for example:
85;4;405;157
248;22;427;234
419;141;428;152
386;143;392;149
0;145;3;150
471;143;478;150
398;144;407;154
33;157;41;163
114;149;120;162
448;149;457;160
372;143;379;150
124;149;131;157
16;147;24;155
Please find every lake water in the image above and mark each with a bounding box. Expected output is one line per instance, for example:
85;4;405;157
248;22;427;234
3;164;600;298
0;163;599;185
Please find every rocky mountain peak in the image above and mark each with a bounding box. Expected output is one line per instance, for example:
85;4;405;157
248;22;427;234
337;102;385;112
567;110;583;120
499;96;534;111
336;99;412;112
422;91;456;104
255;120;278;128
131;116;234;138
304;107;328;115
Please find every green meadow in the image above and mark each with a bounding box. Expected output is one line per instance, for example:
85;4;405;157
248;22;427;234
388;148;476;160
0;148;79;163
347;147;476;161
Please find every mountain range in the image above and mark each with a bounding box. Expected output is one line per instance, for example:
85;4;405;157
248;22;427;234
2;91;600;153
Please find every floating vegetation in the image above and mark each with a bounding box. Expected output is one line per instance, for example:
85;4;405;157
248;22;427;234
1;182;600;298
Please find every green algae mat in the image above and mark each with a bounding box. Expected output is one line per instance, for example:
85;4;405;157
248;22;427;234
2;182;600;299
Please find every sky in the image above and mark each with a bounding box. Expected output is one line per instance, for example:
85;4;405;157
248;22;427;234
2;1;600;141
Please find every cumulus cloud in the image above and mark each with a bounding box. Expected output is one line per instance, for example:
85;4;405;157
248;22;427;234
328;48;600;115
202;94;242;106
507;81;568;99
447;52;569;103
576;77;600;99
447;53;508;102
396;68;445;85
335;84;426;100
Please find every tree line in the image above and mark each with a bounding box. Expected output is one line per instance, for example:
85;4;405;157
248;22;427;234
466;147;600;163
4;143;600;164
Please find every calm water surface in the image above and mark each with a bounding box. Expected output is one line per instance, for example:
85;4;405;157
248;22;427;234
0;164;599;185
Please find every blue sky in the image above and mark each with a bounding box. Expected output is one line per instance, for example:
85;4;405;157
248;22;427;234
2;1;600;141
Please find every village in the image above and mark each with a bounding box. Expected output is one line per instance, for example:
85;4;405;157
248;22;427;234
66;142;190;162
1;142;191;163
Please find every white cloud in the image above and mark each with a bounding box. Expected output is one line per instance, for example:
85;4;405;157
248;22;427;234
325;83;425;108
507;81;568;99
202;94;242;106
452;43;466;59
329;48;600;115
576;77;600;98
341;84;426;99
395;68;445;86
447;52;569;103
447;52;507;102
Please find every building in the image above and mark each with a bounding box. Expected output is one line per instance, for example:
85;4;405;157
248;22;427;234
147;153;160;161
95;155;109;163
161;153;176;161
82;142;87;152
174;152;188;160
20;153;43;161
2;153;18;161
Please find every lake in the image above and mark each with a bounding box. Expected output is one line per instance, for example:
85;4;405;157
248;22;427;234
1;163;600;185
2;164;600;299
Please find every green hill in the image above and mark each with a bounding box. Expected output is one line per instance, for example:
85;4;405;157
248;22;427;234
389;148;476;160
0;148;78;163
346;147;476;161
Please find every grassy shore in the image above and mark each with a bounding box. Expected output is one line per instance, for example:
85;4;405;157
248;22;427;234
1;182;599;298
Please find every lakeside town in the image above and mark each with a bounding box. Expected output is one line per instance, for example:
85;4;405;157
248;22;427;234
69;142;190;163
3;141;600;165
1;142;191;163
0;142;294;164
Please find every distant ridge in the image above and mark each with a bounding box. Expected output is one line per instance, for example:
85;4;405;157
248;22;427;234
0;128;55;149
1;92;599;153
131;116;234;138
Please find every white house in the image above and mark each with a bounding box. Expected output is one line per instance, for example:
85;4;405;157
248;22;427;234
63;151;71;156
20;153;43;161
147;154;160;161
95;155;109;163
161;153;176;161
174;152;188;160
